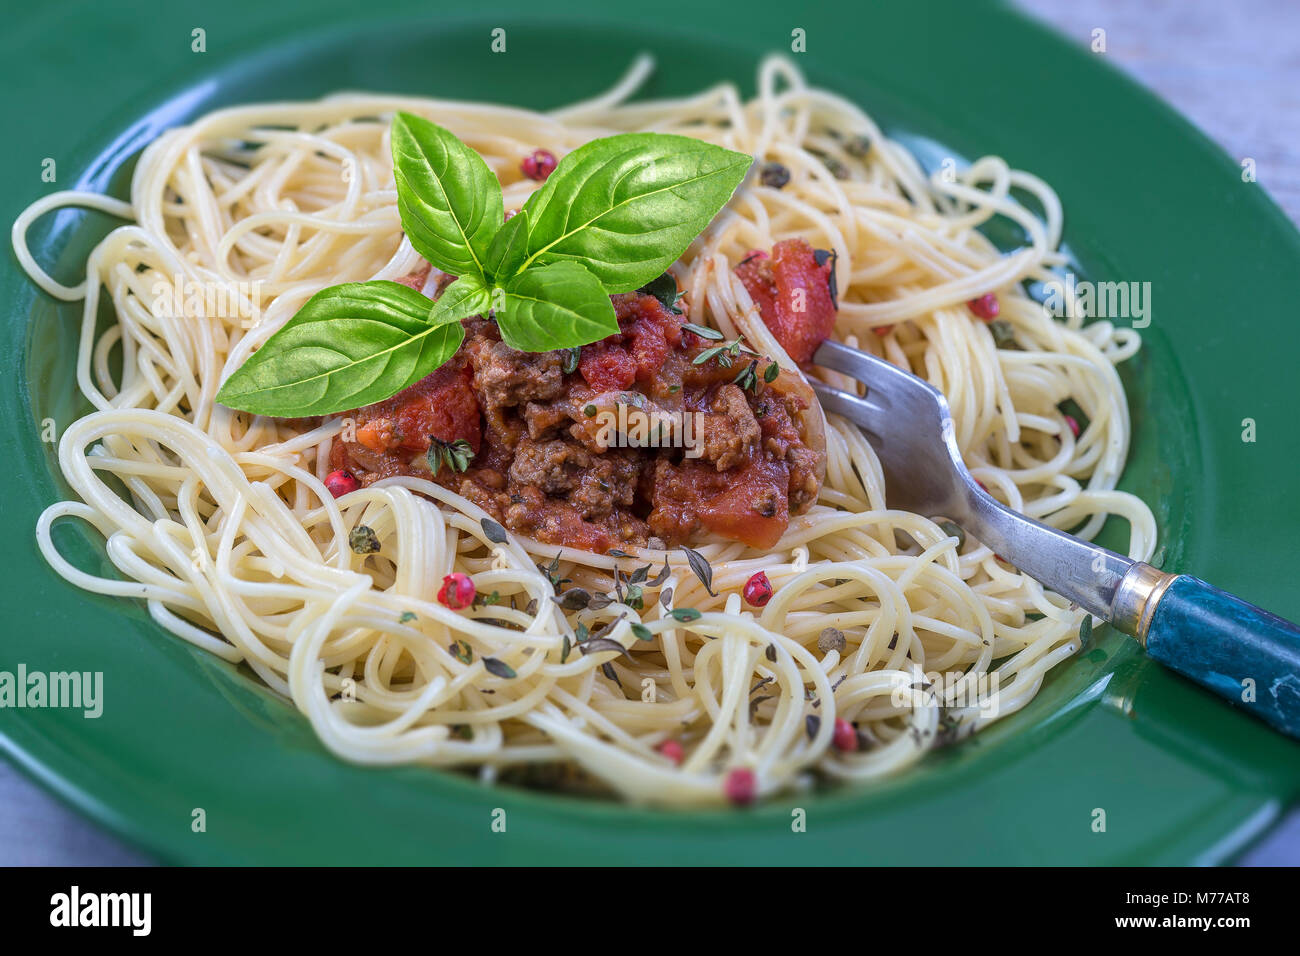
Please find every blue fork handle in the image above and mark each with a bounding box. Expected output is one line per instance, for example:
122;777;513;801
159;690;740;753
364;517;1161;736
1143;575;1300;738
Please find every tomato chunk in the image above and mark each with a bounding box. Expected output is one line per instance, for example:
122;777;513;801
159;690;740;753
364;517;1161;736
649;453;790;550
356;360;481;455
622;297;681;384
735;253;777;322
696;455;790;549
580;292;685;391
579;342;636;391
736;238;837;363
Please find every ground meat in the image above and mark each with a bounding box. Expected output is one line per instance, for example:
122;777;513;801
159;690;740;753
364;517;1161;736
522;399;576;440
325;271;826;553
787;444;823;512
508;438;589;495
755;390;821;512
569;449;641;519
455;475;506;516
508;438;640;520
504;485;649;552
332;439;408;486
468;338;565;408
479;401;525;473
698;383;760;471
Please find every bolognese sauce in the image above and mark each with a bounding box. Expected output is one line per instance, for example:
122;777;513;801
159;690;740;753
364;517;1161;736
327;246;832;554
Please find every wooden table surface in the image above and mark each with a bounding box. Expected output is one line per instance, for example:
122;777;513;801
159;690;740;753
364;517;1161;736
1020;0;1300;226
3;0;1297;866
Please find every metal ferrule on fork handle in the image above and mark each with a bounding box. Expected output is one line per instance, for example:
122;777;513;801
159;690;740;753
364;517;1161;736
1111;562;1179;645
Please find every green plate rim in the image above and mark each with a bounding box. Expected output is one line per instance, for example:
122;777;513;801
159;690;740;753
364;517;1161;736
2;0;1298;865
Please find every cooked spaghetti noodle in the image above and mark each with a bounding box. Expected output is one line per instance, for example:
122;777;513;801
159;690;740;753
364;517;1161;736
17;56;1155;804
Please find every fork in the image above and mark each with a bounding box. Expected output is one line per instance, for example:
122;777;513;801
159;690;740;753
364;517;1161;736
810;339;1300;739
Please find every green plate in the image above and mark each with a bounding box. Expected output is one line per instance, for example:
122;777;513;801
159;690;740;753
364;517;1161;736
3;0;1298;865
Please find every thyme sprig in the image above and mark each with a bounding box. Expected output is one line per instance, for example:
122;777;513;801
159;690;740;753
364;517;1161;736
427;435;474;473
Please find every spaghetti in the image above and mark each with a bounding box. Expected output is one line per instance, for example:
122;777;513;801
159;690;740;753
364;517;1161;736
17;56;1155;804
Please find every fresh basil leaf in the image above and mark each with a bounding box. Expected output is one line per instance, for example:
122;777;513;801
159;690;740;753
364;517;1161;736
391;112;502;281
497;261;618;352
518;133;751;292
484;207;530;281
428;275;491;323
216;279;481;417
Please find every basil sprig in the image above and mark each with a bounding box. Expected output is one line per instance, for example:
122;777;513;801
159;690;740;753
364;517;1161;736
217;114;751;418
213;280;478;417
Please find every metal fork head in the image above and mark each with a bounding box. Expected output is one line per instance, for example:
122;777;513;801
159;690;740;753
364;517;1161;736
809;338;1135;622
811;340;975;517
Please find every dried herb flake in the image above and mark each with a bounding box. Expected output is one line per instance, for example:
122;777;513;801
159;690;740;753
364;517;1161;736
817;627;846;654
483;656;516;679
348;525;381;555
581;637;633;661
554;588;592;610
680;546;717;596
682;322;723;341
936;519;966;549
760;162;790;188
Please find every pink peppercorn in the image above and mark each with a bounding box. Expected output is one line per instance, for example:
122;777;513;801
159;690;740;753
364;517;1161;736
437;573;476;610
724;767;756;806
521;149;557;181
832;718;858;752
658;739;684;765
1064;415;1081;438
968;293;1000;320
743;571;773;608
324;470;359;498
